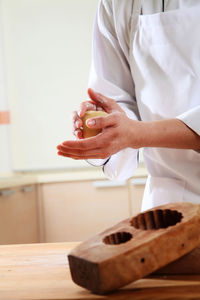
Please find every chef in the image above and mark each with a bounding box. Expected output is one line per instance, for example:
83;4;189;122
57;0;200;211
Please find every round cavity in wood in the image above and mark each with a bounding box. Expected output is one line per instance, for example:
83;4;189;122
130;209;183;230
103;232;132;245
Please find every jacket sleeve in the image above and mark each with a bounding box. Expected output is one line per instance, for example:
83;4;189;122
176;106;200;136
87;0;140;180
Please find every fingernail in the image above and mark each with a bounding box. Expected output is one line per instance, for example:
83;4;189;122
75;130;82;139
87;119;96;126
78;110;82;117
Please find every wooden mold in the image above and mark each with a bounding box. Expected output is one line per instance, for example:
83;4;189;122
154;244;200;275
68;203;200;294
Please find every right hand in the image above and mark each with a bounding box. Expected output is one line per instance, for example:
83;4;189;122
72;94;104;139
58;89;140;160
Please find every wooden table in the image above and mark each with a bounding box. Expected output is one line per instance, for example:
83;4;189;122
0;242;200;300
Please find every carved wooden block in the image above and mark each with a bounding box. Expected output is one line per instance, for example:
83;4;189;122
68;203;200;294
154;244;200;275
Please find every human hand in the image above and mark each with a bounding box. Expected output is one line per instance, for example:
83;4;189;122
72;93;104;140
57;88;141;160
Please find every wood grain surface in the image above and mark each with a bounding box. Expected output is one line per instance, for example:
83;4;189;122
69;203;200;294
0;242;200;299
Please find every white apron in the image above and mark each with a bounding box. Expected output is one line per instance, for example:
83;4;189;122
130;2;200;210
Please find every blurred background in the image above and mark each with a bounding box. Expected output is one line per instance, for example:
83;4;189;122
0;0;147;245
0;0;99;171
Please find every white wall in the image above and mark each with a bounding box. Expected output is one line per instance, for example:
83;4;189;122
1;0;98;171
0;0;11;173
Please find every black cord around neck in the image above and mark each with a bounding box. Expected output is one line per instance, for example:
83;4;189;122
141;0;165;15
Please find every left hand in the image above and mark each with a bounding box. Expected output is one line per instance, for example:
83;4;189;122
57;89;141;160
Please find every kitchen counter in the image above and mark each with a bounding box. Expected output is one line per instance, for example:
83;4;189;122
1;242;200;300
0;173;37;190
0;165;148;190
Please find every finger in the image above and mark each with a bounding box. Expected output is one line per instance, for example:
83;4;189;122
96;106;104;111
86;113;118;129
57;145;104;156
57;151;107;160
61;135;102;150
57;152;83;160
73;128;83;139
72;111;82;130
87;88;122;113
78;101;97;118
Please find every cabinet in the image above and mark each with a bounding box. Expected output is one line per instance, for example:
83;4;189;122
38;181;129;242
0;185;39;244
38;179;146;243
0;171;146;244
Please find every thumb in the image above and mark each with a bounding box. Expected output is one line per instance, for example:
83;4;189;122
86;113;117;129
87;88;121;113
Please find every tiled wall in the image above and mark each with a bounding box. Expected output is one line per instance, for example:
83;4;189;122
0;0;11;173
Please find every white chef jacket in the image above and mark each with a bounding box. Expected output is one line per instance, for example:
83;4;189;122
88;0;200;209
